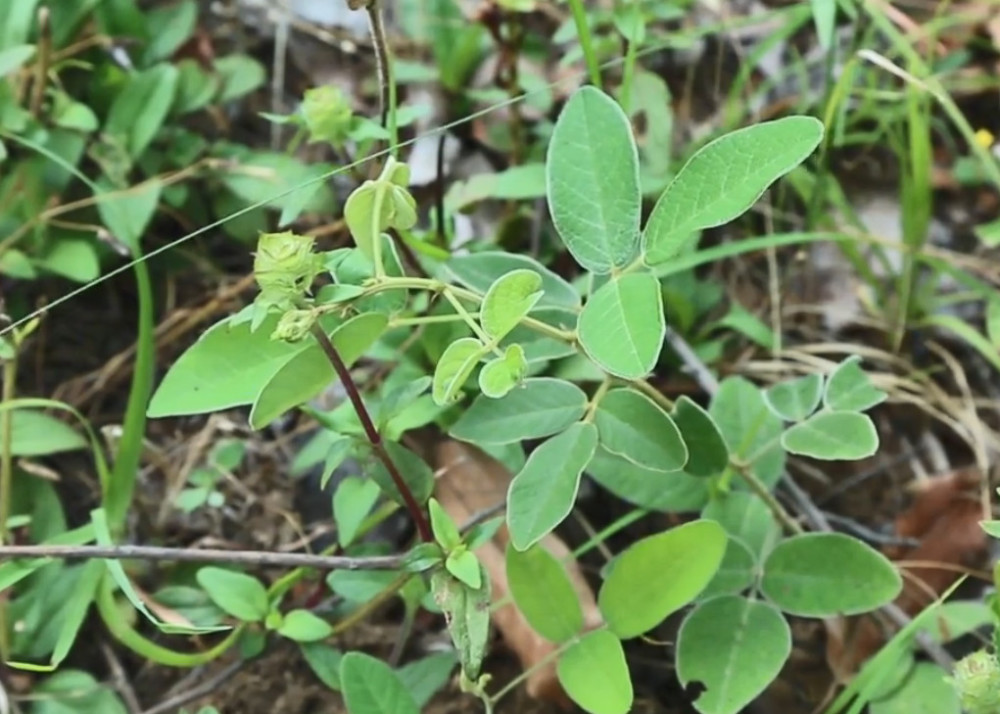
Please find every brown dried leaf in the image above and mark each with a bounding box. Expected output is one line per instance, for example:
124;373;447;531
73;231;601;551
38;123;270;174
433;440;602;706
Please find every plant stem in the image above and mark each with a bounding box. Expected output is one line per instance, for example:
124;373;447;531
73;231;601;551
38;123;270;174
29;7;50;118
732;461;803;535
310;324;433;542
366;1;397;156
567;0;602;88
0;344;16;546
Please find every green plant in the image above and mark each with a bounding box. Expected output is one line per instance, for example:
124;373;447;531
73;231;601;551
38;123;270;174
126;83;913;714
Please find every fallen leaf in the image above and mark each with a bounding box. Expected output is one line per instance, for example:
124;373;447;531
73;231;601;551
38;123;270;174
433;440;603;707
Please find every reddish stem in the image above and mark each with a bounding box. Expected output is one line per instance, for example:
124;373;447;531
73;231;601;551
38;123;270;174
310;325;433;542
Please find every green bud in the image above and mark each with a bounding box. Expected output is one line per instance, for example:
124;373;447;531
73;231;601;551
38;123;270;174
951;650;1000;714
301;85;353;147
254;231;321;307
379;156;410;188
271;309;317;343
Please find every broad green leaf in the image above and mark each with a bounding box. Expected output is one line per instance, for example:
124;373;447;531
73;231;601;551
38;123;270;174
478;343;527;398
672;397;729;477
301;643;343;690
97;178;162;252
781;411;878;460
869;662;960;714
594;387;687;472
981;520;1000;539
698;538;756;598
2;410;86;456
586;447;710;512
249;313;388;428
333;477;380;547
35;234;100;283
431;338;485;406
702;492;780;559
599;520;726;638
445;549;482;589
578;272;664;379
643;116;824;264
480;269;544;341
761;533;902;617
429;498;462;550
823;356;887;411
328;571;400;603
344;182;384;260
278;609;333;642
215;54;267;103
547;86;641;273
104;64;179;157
506;543;584;643
710;377;785;489
444;251;580;310
445;163;546;211
763;374;822;422
369;440;434;506
677;596;791;714
396;651;458;708
148;314;305;417
196;567;269;622
557;629;633;714
450;378;587;445
33;670;128;714
431;569;491;679
0;44;35;76
508;423;598;550
340;651;419;714
142;0;197;64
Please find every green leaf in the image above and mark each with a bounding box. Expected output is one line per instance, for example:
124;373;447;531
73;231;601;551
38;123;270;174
869;662;960;714
97;177;162;252
987;297;1000;350
506;543;584;643
301;643;343;690
249;313;388;428
142;0;197;64
445;548;482;589
586;447;710;512
33;670;128;714
594;387;687;472
196;567;269;622
449;378;587;445
431;569;491;680
578;272;664;379
547;86;641;273
677;596;791;714
810;0;837;50
2;410;86;456
340;651;419;714
429;498;462;550
104;64;179;157
702;492;780;559
396;652;458;708
444;251;580;310
698;538;756;598
333;476;380;548
478;343;527;398
763;374;823;422
760;533;902;617
599;520;726;639
823;356;887;411
0;44;35;76
480;269;544;341
215;54;266;102
643;116;824;264
781;411;878;461
557;629;633;714
278;609;333;642
344;183;384;261
507;422;598;550
445;163;547;211
672;397;729;477
431;337;485;406
369;440;434;506
710;377;785;489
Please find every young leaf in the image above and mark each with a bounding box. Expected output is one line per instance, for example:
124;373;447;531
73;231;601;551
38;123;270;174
761;533;902;617
480;269;544;342
278;609;333;642
431;569;491;680
698;538;756;599
578;272;665;379
702;492;780;559
763;374;823;422
672;397;729;477
444;252;580;310
449;378;587;445
431;338;485;406
594;387;687;472
710;377;785;489
249;312;388;428
781;411;878;461
196;567;269;623
301;643;343;690
507;423;598;550
506;543;584;643
445;548;482;590
599;520;726;639
333;477;381;548
547;86;641;273
823;356;887;412
429;498;462;550
677;596;791;714
340;651;419;714
4;410;86;457
643;116;824;264
557;629;633;714
478;343;527;398
105;64;179;157
343;182;385;261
